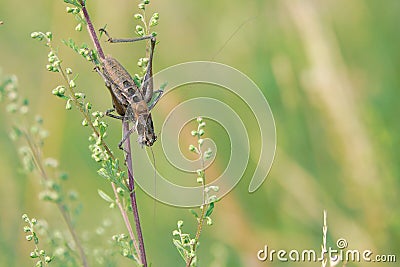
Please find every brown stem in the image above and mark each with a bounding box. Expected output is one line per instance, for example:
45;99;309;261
79;0;105;60
123;121;148;267
50;42;140;263
77;1;147;264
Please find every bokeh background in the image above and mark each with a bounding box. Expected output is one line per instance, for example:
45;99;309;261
0;0;399;266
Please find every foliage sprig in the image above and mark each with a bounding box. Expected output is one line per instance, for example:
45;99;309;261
173;117;219;267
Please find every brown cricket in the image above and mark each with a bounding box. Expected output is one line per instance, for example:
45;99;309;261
95;31;163;148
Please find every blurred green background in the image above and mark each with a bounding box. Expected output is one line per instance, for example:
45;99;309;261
0;0;399;266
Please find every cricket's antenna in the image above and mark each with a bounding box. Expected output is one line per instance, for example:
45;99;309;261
211;16;258;61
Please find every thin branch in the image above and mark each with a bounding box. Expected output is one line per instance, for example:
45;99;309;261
76;1;148;264
23;130;88;267
46;39;140;262
123;121;148;267
79;0;105;60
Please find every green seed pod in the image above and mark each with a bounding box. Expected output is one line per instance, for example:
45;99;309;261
196;169;204;176
58;86;66;95
136;25;143;31
134;13;143;20
51;88;59;95
150;18;158;27
177;220;184;228
75;23;82;32
48;56;56;63
30;32;40;39
85;102;92;110
66;99;72;110
69;80;76;88
74;92;85;99
45;32;52;40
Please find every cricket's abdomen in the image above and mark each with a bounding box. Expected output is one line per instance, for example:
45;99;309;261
102;56;139;116
102;56;138;95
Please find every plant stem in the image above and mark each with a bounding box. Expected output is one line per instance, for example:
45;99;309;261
45;35;140;262
77;1;148;264
123;121;148;267
79;0;105;60
23;131;88;267
186;121;209;267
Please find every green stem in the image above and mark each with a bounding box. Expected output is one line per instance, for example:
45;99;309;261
23;130;88;267
46;39;141;264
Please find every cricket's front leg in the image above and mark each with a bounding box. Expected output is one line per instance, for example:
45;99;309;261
118;126;136;151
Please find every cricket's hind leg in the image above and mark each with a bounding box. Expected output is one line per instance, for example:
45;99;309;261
99;28;154;44
98;28;159;105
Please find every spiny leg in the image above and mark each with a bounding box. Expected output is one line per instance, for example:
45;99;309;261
99;28;154;44
118;125;136;151
141;37;156;103
94;66;111;87
105;108;124;120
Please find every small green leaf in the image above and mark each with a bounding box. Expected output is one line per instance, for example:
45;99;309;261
64;0;82;8
205;202;214;217
173;239;188;261
97;189;114;203
189;209;199;218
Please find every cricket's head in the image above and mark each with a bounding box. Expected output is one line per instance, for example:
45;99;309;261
137;113;157;147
